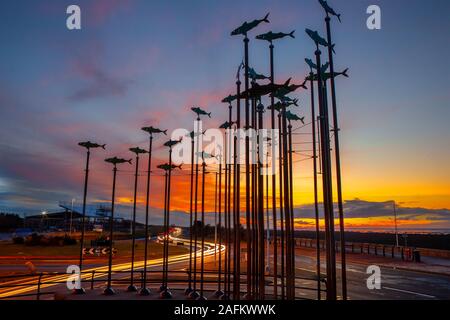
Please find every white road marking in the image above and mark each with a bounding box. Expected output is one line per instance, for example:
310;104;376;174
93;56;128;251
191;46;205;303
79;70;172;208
383;286;436;298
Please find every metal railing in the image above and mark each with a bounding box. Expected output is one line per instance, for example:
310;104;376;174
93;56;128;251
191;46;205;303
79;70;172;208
0;268;324;300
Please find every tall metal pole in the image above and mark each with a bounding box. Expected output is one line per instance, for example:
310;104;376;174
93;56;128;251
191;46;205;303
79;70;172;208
287;119;296;300
127;148;146;292
76;149;90;294
186;137;195;295
315;44;337;300
226;104;233;298
277;111;285;299
269;42;278;299
199;158;207;300
325;14;347;301
189;117;201;300
104;164;118;295
281;104;293;300
161;146;177;299
140;134;153;296
215;159;224;297
214;171;218;261
244;35;252;299
309;70;322;300
220;122;230;301
234;76;242;300
257;104;265;299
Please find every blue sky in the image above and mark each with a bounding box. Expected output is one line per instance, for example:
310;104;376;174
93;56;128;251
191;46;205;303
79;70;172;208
0;0;449;230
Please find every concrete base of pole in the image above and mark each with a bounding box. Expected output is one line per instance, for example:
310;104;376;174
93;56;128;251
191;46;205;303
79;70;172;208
184;287;193;295
139;287;151;296
196;296;207;301
103;287;115;296
160;289;173;299
126;285;138;292
188;290;200;299
214;290;224;297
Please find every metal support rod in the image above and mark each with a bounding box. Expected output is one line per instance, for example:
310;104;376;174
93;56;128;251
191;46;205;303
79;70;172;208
186;138;195;294
310;71;321;300
191;117;201;299
315;46;337;300
78;149;90;278
140;134;153;295
281;105;293;300
287;121;295;299
105;165;117;294
199;159;207;299
269;42;278;300
128;153;140;292
215;160;223;296
277;112;285;299
257;105;265;299
325;15;347;300
244;35;252;298
234;77;242;300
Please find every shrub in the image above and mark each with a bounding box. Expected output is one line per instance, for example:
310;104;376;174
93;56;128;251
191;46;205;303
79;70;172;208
12;236;24;244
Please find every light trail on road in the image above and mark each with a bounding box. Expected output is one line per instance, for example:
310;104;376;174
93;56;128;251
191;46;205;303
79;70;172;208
0;238;225;299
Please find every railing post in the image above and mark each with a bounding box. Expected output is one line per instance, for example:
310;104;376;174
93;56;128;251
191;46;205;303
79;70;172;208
36;273;43;300
91;270;96;290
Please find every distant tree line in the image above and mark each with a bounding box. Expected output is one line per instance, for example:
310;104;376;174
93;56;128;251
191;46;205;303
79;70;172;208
0;213;24;232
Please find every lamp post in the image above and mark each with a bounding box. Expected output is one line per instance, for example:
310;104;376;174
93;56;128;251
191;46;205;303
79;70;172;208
75;141;105;295
140;127;166;295
127;147;148;292
103;157;132;296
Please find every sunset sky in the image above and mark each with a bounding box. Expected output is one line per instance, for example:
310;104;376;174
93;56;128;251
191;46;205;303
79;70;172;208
0;0;449;232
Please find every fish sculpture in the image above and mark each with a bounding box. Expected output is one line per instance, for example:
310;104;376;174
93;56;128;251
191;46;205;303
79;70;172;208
240;78;292;99
222;94;239;104
78;141;106;150
273;79;307;98
219;121;234;129
305;28;331;49
318;0;341;22
164;139;182;148
284;111;305;124
141;126;168;135
255;30;295;42
191;107;211;118
305;58;329;73
105;157;132;165
129;147;148;154
231;13;270;36
249;68;270;81
305;68;349;81
157;163;182;171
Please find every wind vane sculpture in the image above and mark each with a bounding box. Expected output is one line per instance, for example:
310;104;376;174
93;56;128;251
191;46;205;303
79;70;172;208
75;141;105;295
317;0;348;300
103;157;132;296
140;126;166;296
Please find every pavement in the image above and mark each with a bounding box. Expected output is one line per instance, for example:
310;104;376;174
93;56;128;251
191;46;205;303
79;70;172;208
1;242;449;300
